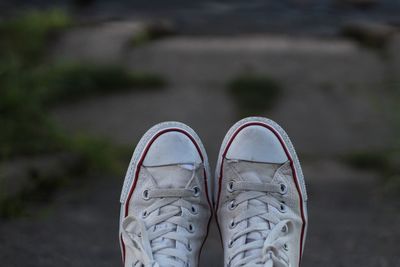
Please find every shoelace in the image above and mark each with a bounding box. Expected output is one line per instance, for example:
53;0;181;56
122;216;159;267
122;167;201;267
227;172;291;267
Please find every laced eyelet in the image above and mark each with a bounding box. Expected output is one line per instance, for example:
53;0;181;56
228;239;233;248
229;220;236;229
187;243;192;251
228;200;236;210
192;186;200;197
283;243;289;251
142;189;150;200
142;210;148;218
267;250;273;259
188;224;195;233
227;181;234;192
191;205;198;214
279;202;287;213
281;225;288;233
279;183;287;194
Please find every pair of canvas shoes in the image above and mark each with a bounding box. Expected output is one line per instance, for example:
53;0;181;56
119;117;308;267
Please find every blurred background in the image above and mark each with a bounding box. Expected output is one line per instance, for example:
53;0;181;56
0;1;400;266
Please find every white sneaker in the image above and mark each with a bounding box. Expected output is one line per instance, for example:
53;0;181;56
215;117;308;267
119;122;212;267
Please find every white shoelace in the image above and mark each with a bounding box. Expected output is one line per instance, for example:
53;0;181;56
122;166;201;267
227;165;291;267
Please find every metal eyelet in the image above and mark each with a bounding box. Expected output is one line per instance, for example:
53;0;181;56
142;189;150;200
283;243;289;251
192;186;200;197
279;202;287;213
228;239;234;248
191;205;198;214
187;242;192;251
281;225;288;233
142;210;148;218
228;200;236;210
229;219;236;229
188;224;195;233
279;183;287;194
227;181;234;192
267;250;273;259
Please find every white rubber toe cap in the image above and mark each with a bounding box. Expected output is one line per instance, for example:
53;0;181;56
143;131;202;167
226;125;288;164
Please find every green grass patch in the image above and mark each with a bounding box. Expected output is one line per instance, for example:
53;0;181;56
0;10;164;217
228;74;283;116
0;9;72;64
0;9;70;149
33;63;166;105
0;66;61;158
0;135;131;218
67;135;131;174
0;61;165;157
0;166;72;218
0;10;165;159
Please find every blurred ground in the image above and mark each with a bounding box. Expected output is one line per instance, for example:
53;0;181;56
1;16;400;267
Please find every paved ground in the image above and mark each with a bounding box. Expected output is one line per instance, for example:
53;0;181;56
1;25;400;266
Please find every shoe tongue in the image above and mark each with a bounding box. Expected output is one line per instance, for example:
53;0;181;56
235;161;279;183
233;161;281;261
145;164;195;267
146;164;194;188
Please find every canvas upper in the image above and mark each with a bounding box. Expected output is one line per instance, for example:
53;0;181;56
119;122;212;267
215;117;308;267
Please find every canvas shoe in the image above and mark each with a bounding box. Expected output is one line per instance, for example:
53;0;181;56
119;122;212;267
214;117;308;267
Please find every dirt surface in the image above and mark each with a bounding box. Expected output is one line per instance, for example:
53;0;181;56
1;25;400;266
